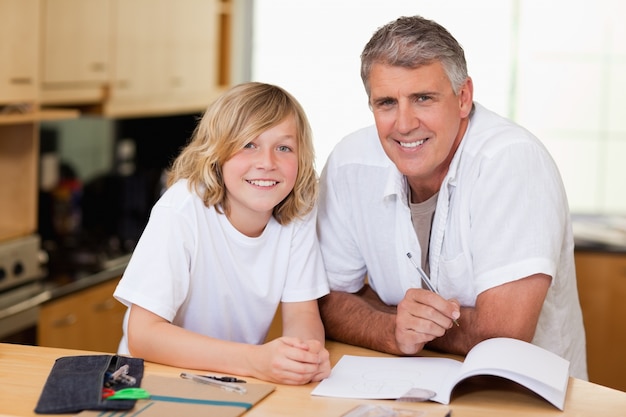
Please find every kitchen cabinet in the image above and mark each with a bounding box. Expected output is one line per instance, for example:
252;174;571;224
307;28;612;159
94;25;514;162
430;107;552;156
38;278;127;353
0;0;39;107
105;0;228;117
40;0;111;105
575;250;626;392
37;0;232;117
0;0;40;242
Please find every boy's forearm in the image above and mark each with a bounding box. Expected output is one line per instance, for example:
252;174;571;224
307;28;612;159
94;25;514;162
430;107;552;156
281;301;326;343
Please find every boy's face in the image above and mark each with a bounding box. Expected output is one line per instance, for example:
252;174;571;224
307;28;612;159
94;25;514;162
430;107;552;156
222;116;299;236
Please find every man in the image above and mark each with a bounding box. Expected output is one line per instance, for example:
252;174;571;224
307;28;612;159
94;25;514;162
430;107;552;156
317;15;587;379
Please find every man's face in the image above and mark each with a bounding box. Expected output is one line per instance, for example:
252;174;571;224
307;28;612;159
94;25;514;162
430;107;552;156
368;61;473;200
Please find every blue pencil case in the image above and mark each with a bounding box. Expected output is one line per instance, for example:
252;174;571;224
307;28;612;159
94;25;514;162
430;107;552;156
34;354;144;414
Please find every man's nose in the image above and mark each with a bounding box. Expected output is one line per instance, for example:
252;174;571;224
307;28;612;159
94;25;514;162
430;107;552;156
396;102;419;134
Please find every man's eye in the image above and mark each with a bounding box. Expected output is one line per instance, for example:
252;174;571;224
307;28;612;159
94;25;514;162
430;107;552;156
416;95;432;102
376;98;395;108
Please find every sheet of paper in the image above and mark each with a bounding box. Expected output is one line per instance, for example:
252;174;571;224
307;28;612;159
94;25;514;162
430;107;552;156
311;355;461;402
457;337;569;391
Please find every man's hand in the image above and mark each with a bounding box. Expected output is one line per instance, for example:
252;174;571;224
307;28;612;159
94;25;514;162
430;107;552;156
395;288;460;354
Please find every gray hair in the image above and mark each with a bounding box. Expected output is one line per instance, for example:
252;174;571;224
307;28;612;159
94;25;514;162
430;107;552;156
361;16;468;97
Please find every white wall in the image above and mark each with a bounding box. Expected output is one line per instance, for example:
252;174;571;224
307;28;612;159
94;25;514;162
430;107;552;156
251;0;626;214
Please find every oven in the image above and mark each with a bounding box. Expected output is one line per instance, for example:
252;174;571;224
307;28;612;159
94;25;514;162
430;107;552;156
0;234;47;344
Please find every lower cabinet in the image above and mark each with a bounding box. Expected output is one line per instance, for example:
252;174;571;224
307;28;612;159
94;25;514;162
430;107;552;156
38;277;127;353
575;250;626;391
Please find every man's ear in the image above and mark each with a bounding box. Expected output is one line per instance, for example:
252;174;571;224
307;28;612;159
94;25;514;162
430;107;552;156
458;77;474;118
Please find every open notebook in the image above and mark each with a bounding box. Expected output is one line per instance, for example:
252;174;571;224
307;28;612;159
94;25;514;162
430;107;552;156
312;337;570;410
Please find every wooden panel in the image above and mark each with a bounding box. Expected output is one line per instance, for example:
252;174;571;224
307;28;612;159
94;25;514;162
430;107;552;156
40;0;111;104
575;250;626;391
264;305;283;343
0;0;39;105
41;0;110;84
106;0;224;117
38;278;127;353
0;124;38;242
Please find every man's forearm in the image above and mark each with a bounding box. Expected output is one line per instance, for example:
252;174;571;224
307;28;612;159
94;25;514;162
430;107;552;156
425;305;475;355
318;287;402;355
427;274;550;355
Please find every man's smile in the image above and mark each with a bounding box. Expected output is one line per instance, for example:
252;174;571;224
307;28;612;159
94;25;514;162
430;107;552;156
398;138;427;148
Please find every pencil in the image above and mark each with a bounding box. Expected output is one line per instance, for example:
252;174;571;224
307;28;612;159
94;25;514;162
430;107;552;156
406;252;460;327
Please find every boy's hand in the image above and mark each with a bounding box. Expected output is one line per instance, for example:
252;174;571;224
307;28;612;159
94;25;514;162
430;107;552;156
252;337;328;384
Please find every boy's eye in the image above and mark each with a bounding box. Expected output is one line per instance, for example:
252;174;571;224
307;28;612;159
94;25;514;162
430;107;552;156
277;145;292;152
243;142;255;149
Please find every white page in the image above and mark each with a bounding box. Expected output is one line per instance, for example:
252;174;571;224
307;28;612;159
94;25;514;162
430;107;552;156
457;338;569;391
311;355;461;401
450;338;569;409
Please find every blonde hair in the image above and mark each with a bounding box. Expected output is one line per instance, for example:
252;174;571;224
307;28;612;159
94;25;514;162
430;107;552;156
167;82;318;225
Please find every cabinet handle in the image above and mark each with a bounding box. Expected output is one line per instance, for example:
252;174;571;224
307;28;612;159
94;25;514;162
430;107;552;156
90;62;106;72
10;77;32;85
94;298;116;312
51;314;77;328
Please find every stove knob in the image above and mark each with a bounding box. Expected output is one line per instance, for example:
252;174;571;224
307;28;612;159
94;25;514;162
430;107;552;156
13;261;24;277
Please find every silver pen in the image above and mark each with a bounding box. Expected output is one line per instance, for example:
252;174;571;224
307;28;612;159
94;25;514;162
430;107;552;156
180;372;247;394
406;252;459;326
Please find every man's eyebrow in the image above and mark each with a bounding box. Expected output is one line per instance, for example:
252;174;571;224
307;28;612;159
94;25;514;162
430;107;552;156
409;90;440;98
371;95;396;105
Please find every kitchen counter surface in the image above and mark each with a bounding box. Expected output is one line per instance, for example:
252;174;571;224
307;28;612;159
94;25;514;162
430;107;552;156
573;214;626;253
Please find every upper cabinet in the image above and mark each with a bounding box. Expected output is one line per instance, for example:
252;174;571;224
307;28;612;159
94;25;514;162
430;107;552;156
39;0;232;117
0;0;39;107
40;0;111;105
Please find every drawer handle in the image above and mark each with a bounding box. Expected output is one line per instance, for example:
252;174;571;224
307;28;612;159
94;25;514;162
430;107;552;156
94;298;116;312
90;62;106;72
10;77;32;85
51;314;77;328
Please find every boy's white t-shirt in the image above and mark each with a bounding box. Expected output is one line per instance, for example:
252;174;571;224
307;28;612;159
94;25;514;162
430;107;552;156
114;179;329;354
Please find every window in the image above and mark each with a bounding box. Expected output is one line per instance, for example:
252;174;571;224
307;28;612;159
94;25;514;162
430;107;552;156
252;0;626;213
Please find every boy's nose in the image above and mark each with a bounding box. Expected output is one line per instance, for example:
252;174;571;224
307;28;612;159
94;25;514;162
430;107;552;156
257;148;277;169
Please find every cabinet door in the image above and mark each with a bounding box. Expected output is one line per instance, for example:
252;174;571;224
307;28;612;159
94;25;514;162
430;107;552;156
109;0;169;108
0;0;39;105
575;251;626;392
107;0;224;116
38;278;127;353
166;0;220;107
41;0;110;85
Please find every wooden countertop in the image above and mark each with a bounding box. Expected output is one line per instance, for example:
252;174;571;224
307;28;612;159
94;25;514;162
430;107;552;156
1;341;626;417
